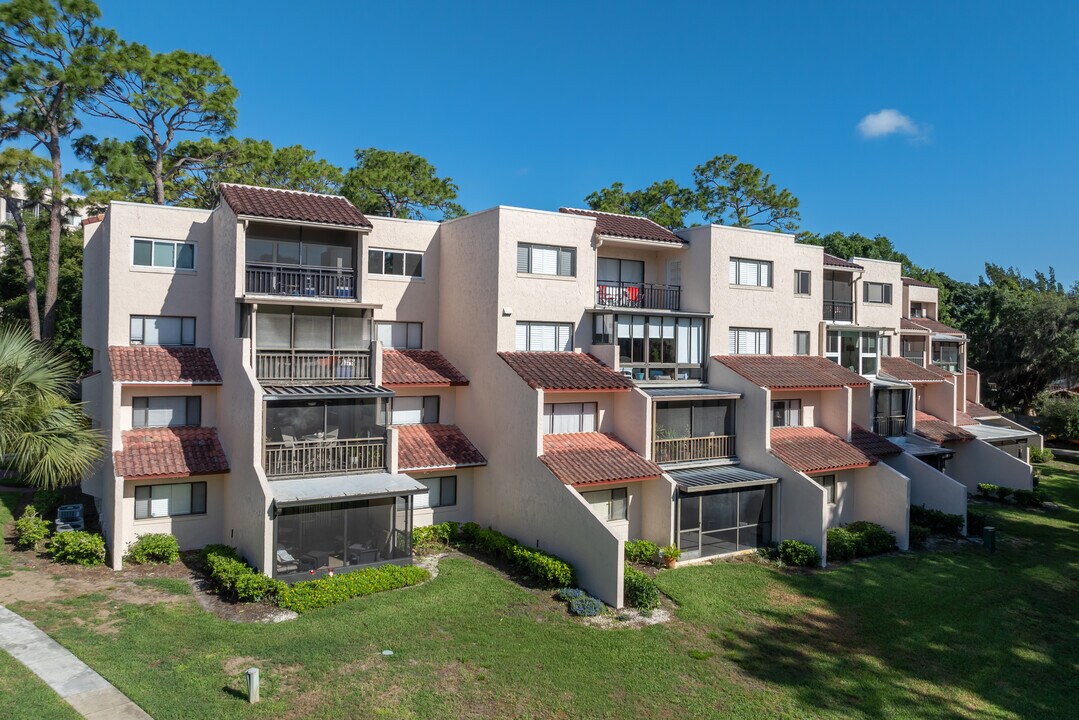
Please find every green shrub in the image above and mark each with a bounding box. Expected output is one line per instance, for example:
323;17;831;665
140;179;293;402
471;528;575;588
1013;489;1041;507
460;521;481;542
967;510;987;535
277;564;430;613
826;527;857;562
568;595;604;616
557;587;584;601
777;540;819;567
200;544;241;564
910;524;931;547
624;539;658;565
623;564;660;611
206;555;252;597
31;489;61;517
48;531;105;566
235;573;287;602
1030;447;1055;463
14;506;50;550
412;522;459;555
126;533;180;564
1036;395;1079;441
994;486;1014;501
977;483;996;497
909;505;965;536
845;521;896;556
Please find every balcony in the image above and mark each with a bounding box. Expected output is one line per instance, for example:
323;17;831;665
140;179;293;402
246;262;357;299
824;300;854;323
873;416;907;437
653;435;735;464
256;350;370;384
596;281;681;311
264;436;385;478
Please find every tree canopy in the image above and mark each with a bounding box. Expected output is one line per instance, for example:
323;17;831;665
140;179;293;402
342;148;464;220
693;154;801;231
584;179;696;230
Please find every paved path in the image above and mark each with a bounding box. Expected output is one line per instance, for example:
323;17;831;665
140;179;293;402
0;605;152;719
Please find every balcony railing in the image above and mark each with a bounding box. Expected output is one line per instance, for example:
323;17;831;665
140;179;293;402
246;262;357;299
256;350;370;384
653;435;735;464
873;416;907;437
902;353;925;367
596;281;681;311
824;300;854;322
264;436;385;478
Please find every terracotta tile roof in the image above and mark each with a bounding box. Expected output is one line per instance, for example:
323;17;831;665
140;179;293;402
770;426;877;473
900;317;929;332
382;350;468;387
220;184;372;228
902;276;937;288
849;425;903;457
81;214;104;226
541;432;661;487
966;401;999;419
108;346;222;384
114;427;229;479
880;357;947;383
499;352;634;391
714;355;870;389
558;208;685;244
914;411;976;443
824;253;863;270
904;317;965;336
397;424;486;472
955;411;978;427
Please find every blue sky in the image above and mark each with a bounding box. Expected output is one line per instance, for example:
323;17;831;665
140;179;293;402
92;0;1079;285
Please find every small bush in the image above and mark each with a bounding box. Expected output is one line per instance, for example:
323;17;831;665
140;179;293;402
778;540;819;567
910;505;965;536
826;527;857;562
48;531;105;566
460;521;481;542
625;539;658;565
967;510;987;535
31;489;61;517
910;524;931;547
756;545;779;562
1013;489;1041;507
277;564;430;613
568;595;604;617
14;506;50;550
994;486;1014;501
126;533;180;565
557;587;585;601
846;521;897;557
976;483;996;497
412;522;459;555
1030;447;1054;463
235;574;286;602
206;555;252;597
200;544;241;564
623;564;660;611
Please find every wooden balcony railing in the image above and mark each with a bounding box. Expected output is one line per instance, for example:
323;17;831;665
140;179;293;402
596;281;681;311
245;262;356;299
824;300;854;322
264;437;385;478
873;416;907;437
653;435;735;464
256;350;370;384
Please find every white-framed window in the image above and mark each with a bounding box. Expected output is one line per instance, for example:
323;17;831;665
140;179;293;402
130;316;196;346
794;331;811;355
134;481;207;519
517;243;575;277
880;335;892;356
417;476;457;509
932;341;961;372
817;475;836;504
902;337;926;366
392;396;439;425
368;248;423;278
794;269;811;295
729;258;772;287
376;321;422;349
826;330;879;375
910;302;925;318
729;327;771;355
515;322;572;352
582;487;628;522
133;238;196;270
772;399;801;428
863;282;893;304
543;402;597;434
133;396;201;428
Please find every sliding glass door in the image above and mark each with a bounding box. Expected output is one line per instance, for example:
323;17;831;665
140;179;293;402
677;486;773;560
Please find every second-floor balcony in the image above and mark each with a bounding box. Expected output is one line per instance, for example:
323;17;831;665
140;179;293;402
256;349;371;384
264;436;385;478
653;435;736;464
597;281;681;311
246;262;357;299
824;300;854;323
873;415;907;437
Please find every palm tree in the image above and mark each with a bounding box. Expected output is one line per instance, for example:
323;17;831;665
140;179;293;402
0;325;102;489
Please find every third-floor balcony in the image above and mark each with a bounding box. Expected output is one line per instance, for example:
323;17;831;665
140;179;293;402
873;415;907;437
256;349;371;384
596;281;681;311
824;300;854;323
653;435;736;464
245;263;357;299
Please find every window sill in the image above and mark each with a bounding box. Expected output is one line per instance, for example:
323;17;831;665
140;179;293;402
130;266;197;275
134;513;208;523
729;284;773;291
367;275;425;283
517;273;577;282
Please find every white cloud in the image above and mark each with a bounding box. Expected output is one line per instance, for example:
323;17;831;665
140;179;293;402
857;109;928;141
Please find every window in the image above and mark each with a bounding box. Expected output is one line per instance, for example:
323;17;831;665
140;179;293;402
826;330;878;375
874;389;909;436
593;314;614;344
517;243;575;277
543;402;597;434
597;257;644;285
771;399;801;428
818;475;836;504
368;248;423;278
515;322;572;352
418;476;457;508
133;239;196;270
582;487;627;522
130;316;195;346
392;396;439;425
655;400;735;441
376;321;422;349
794;331;811;355
880;335;892;356
729;328;771;355
910;302;925;318
616;315;704;380
823;270;854;322
863;282;893;304
258;307;370;351
932;341;961;372
794;270;811;295
133;397;201;428
729;258;772;287
134;482;207;519
902;337;926;366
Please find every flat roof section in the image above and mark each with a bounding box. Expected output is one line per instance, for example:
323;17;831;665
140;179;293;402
270;472;426;507
667;465;778;492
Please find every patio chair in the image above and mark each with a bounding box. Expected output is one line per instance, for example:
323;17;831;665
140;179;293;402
56;504;84;531
276;546;299;574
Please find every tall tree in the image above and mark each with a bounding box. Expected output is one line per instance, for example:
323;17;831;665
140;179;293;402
693;154;801;231
342;148;464;220
0;0;116;341
0;147;49;338
77;43;237;204
584;179;696;229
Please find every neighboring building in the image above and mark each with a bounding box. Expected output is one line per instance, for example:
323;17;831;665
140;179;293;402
80;188;1041;607
1;183;89;231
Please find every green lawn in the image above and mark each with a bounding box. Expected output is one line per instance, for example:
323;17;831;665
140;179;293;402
3;465;1079;719
0;647;81;720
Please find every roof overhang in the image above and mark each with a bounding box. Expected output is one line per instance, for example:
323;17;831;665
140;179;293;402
931;333;965;342
262;384;395;400
594;233;687;250
238;214;372;233
963;424;1039;442
270;472;426;508
586;307;713;318
668;465;778;493
644;387;742;401
244;295;382;310
871;377;912;389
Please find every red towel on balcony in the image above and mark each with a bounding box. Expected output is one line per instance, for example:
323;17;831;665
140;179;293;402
626;286;640;302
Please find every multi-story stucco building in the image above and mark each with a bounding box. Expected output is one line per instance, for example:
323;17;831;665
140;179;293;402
80;185;1041;606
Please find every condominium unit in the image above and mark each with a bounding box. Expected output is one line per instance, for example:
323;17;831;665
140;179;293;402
80;186;1042;606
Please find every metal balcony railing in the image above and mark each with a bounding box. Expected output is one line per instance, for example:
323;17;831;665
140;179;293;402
264;436;385;478
824;300;854;322
653;435;735;464
256;350;370;384
245;262;356;299
596;281;681;311
873;416;907;437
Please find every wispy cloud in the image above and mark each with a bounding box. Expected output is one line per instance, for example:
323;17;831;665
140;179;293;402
857;109;929;142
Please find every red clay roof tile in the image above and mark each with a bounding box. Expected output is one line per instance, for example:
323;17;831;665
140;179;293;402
382;350;468;387
904;317;965;336
714;355;869;389
914;411;976;443
114;427;229;479
220;184;372;228
824;253;863;270
849;425;903;457
558;208;685;244
397;424;486;472
902;277;937;288
880;357;947;383
541;432;661;487
770;426;877;473
499;352;634;391
900;317;929;332
108;346;222;384
965;401;999;419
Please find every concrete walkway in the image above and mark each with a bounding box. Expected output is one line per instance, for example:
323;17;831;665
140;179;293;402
0;605;152;719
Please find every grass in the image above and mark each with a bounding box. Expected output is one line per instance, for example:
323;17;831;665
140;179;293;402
3;464;1079;718
132;577;191;596
0;649;81;720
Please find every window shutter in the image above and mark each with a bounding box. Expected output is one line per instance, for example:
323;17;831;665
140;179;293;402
377;323;394;347
393;397;423;425
533;246;558;275
422;396;439;424
743;262;759;286
515;323;528;351
516;244;530;273
187;397;201;426
132;398;148;428
582;403;597;432
558;248;575;277
729;329;738;354
884;284;892;304
760;262;771;287
557;324;571;351
728;260;738;284
667;260;681;287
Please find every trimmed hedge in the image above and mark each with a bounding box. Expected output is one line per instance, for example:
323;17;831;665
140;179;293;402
412;521;460;554
236;574;287;602
623;564;660;611
778;540;820;567
126;533;180;564
910;505;965;536
201;544;285;603
471;528;575;588
625;539;659;565
14;506;50;550
48;531;105;566
910;524;930;547
826;527;857;562
845;521;897;557
277;564;429;613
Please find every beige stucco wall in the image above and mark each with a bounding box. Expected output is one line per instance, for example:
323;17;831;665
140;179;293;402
946;439;1034;493
819;387;852;439
116;386;220;431
362;216;441;347
904;283;939;318
917;379;957;425
119;475;226;554
851;257;902;331
884;451;967;528
410;467;475;527
389;387;458;426
848;463;910;550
